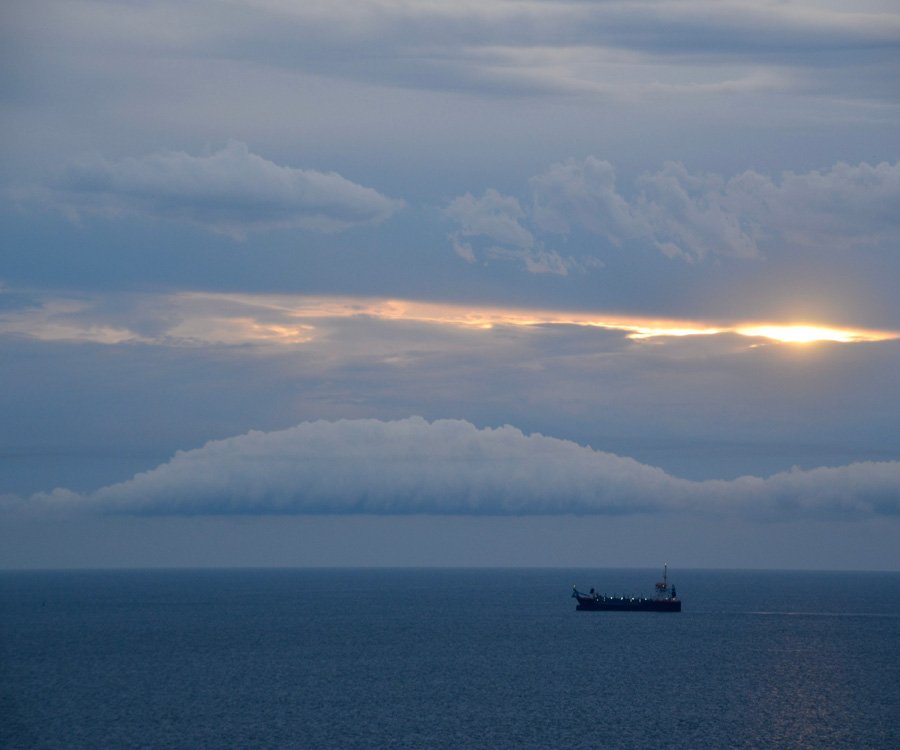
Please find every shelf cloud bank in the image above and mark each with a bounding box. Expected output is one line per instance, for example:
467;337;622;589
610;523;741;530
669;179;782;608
28;141;403;237
21;418;900;520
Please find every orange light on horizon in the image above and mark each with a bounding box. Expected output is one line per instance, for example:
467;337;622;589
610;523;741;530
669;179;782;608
734;325;892;344
6;291;897;348
176;292;899;346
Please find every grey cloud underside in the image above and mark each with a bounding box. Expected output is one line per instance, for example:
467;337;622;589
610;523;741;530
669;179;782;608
12;1;898;103
30;418;900;520
449;158;900;265
215;2;900;99
41;141;403;237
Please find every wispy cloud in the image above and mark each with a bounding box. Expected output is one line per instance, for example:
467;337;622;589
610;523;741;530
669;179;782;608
9;0;896;128
59;0;898;99
20;418;900;519
17;141;403;237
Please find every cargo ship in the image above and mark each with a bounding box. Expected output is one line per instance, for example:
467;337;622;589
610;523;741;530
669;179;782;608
572;564;681;612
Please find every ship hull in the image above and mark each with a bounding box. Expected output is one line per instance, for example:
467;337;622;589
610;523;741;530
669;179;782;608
575;597;681;612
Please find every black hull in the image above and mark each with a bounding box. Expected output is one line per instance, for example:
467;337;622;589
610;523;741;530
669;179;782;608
575;597;681;612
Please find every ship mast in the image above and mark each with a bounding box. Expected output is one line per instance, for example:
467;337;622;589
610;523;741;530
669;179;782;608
654;563;670;600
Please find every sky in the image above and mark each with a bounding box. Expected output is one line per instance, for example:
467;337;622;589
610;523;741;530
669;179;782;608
1;0;899;570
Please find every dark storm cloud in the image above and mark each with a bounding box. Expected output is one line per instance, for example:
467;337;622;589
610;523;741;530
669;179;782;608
22;418;900;520
25;141;403;237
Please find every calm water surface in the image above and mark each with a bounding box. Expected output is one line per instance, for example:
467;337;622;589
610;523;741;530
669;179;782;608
2;568;898;749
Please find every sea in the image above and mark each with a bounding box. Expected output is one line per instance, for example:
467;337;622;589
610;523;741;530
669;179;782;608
2;568;899;750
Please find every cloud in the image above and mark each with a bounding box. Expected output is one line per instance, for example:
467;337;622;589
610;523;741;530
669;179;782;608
15;285;900;394
633;162;763;261
20;418;900;520
205;3;900;105
3;288;897;352
445;189;534;249
32;141;404;237
530;157;640;241
483;245;589;276
448;158;900;263
10;0;895;184
443;189;591;275
726;160;900;252
103;0;897;102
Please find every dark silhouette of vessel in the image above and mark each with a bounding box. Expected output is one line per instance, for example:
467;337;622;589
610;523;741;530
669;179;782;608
573;564;681;612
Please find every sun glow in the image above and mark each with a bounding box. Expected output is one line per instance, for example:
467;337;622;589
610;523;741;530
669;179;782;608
176;294;896;346
3;291;897;348
735;325;882;344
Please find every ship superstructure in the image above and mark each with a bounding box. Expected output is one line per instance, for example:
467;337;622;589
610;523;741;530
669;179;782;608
572;564;681;612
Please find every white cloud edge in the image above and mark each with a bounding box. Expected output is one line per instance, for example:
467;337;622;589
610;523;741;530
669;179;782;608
10;417;899;520
15;141;404;238
446;157;900;265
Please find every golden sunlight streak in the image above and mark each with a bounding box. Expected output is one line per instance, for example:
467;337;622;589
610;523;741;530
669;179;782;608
166;315;315;346
181;293;895;346
734;325;877;344
3;291;897;347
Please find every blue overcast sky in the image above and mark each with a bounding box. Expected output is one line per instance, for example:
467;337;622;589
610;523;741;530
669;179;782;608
2;0;899;569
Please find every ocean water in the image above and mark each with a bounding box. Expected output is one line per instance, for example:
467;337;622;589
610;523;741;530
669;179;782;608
2;568;899;749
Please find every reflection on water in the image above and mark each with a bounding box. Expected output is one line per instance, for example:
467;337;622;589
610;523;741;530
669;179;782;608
2;568;898;749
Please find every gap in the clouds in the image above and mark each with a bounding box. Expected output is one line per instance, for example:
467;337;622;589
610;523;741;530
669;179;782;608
0;188;760;323
0;212;240;293
1;202;684;317
0;447;175;497
594;437;900;483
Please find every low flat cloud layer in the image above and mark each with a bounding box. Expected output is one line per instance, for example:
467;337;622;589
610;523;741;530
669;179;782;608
31;141;403;237
25;418;900;520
